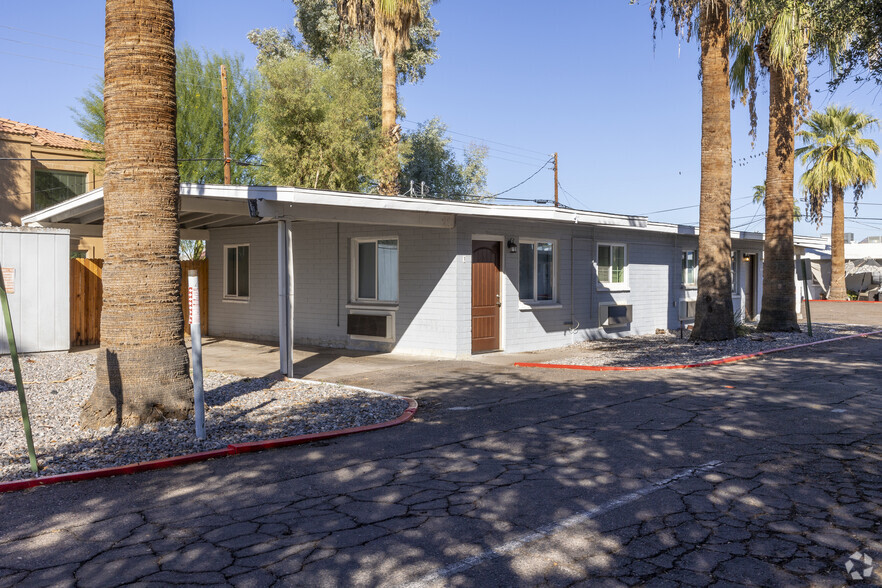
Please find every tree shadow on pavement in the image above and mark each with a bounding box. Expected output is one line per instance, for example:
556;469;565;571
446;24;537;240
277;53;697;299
1;336;881;586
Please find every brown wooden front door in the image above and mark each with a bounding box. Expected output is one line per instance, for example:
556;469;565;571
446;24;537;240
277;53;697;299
471;240;501;353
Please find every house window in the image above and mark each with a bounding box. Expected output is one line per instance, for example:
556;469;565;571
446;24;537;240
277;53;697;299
519;240;555;302
597;243;626;287
34;170;87;210
354;238;398;302
224;244;250;300
682;250;697;286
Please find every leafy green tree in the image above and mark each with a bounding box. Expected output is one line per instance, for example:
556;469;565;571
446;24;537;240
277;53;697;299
399;118;489;200
796;105;879;300
249;0;438;82
255;49;384;191
814;0;882;88
72;44;259;184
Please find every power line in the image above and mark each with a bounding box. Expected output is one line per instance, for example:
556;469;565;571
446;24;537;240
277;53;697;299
0;50;99;70
0;25;102;48
491;158;554;198
0;36;99;59
401;118;552;158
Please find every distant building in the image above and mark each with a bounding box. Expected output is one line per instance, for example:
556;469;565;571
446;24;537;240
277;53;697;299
0;118;103;257
860;235;882;244
820;232;855;244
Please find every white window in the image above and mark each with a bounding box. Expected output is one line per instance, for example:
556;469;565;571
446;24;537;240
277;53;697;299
353;238;398;302
519;239;556;302
597;243;627;288
682;250;697;286
224;244;250;300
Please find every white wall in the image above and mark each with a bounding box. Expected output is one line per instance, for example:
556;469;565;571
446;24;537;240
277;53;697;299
0;227;69;353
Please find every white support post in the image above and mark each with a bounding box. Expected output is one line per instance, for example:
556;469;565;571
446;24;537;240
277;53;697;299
277;221;290;377
284;221;295;379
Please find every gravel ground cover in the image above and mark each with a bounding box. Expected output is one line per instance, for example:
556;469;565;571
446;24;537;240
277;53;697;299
543;322;880;367
0;349;409;484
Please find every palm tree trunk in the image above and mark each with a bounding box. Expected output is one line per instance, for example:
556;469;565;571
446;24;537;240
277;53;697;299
378;49;400;196
757;61;800;332
691;0;735;342
829;184;848;300
81;0;193;428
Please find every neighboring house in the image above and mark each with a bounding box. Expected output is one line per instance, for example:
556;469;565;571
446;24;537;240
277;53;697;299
24;184;812;372
801;236;882;298
0;118;103;257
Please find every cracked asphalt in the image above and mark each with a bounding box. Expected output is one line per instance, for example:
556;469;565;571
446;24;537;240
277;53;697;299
2;330;882;586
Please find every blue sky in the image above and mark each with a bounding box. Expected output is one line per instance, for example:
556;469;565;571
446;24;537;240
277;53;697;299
2;1;880;240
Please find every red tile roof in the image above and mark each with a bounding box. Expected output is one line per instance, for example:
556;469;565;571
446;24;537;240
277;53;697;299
0;118;99;151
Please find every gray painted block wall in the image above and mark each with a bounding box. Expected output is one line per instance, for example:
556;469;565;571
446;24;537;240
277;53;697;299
207;219;768;358
288;222;459;356
0;228;69;353
207;224;279;342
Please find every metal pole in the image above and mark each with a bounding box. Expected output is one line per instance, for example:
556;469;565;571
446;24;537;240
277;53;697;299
0;276;38;472
802;259;813;337
553;152;559;207
188;270;205;439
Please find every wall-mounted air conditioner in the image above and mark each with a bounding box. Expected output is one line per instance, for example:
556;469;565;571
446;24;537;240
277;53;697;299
599;303;632;327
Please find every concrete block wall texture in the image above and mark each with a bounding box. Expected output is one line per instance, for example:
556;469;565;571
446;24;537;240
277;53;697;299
207;218;769;357
207;224;279;342
287;222;460;356
0;228;69;353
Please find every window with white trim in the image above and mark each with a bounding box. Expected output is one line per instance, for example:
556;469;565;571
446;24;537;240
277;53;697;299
597;243;626;287
682;250;697;286
224;244;250;300
353;238;398;302
519;239;555;302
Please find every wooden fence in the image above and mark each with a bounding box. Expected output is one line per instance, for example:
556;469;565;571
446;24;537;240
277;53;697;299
70;258;208;346
70;258;103;346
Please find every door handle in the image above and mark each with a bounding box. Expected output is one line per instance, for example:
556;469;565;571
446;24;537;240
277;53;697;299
496;294;502;307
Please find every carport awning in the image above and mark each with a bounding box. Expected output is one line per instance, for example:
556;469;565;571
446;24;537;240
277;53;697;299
22;183;652;238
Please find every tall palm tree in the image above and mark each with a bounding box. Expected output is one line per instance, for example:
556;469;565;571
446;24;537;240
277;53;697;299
650;0;736;340
693;0;737;340
797;106;879;300
731;1;843;331
81;0;193;428
338;0;422;196
752;183;803;220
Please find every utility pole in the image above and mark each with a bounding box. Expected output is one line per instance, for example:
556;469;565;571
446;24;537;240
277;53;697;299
220;64;231;185
553;152;559;207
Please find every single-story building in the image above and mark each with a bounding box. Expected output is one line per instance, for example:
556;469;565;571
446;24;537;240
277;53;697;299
23;184;817;375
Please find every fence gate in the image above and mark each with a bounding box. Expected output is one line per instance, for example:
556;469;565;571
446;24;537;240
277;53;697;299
70;258;208;346
69;258;103;346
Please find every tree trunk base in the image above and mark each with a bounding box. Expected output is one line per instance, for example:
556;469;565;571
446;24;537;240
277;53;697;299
757;314;801;332
81;346;194;429
690;296;736;342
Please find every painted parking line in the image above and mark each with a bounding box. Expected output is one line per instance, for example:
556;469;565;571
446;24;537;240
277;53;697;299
400;460;723;588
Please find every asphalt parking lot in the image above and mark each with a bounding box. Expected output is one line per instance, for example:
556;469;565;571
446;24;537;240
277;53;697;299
1;305;881;587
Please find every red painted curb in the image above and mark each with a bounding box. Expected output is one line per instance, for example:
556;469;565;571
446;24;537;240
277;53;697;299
809;299;882;303
514;330;882;372
0;397;417;494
